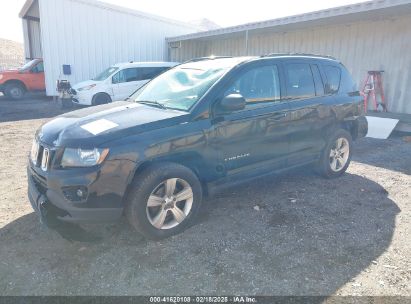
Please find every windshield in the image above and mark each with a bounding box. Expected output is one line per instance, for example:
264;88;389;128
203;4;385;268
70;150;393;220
19;59;38;71
131;66;228;111
93;66;119;81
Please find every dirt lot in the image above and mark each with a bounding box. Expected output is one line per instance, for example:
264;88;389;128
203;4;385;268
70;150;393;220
0;95;410;296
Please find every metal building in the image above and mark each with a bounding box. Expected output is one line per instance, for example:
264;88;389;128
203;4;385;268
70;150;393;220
167;0;411;115
19;0;199;96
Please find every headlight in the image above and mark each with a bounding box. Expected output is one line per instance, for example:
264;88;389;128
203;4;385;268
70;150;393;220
61;148;109;168
30;140;40;165
77;84;96;91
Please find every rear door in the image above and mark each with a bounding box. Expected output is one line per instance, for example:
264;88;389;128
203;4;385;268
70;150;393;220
210;61;291;176
283;60;334;165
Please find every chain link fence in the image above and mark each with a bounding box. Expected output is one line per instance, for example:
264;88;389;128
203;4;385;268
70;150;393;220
0;54;25;71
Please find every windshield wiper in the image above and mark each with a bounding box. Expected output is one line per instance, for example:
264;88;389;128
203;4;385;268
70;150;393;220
137;100;167;110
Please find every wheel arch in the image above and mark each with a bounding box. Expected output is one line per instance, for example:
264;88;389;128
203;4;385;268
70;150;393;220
340;118;360;140
92;92;112;105
4;79;27;91
124;152;211;200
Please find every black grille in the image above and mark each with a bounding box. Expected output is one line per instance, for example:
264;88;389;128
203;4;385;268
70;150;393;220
34;143;55;172
30;168;47;194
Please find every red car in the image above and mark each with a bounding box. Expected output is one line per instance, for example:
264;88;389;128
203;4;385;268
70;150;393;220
0;59;45;100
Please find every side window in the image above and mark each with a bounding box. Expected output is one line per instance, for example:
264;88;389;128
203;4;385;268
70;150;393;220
112;68;139;84
324;65;341;94
112;70;124;84
123;68;139;82
285;63;316;99
32;62;44;73
224;65;281;106
137;67;169;81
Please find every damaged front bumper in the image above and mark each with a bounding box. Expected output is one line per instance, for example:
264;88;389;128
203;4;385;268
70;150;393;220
27;166;123;227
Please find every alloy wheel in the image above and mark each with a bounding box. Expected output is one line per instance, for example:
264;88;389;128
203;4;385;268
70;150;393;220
146;178;193;230
10;87;24;99
329;137;350;172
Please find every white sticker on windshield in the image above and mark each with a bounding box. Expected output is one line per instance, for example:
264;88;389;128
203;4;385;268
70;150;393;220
81;119;119;135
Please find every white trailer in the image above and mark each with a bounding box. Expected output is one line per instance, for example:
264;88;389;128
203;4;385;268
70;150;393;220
19;0;199;96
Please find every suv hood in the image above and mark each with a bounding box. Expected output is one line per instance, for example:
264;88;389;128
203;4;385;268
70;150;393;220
72;80;100;90
37;101;188;147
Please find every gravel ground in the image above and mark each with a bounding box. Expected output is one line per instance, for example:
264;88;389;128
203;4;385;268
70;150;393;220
0;96;410;296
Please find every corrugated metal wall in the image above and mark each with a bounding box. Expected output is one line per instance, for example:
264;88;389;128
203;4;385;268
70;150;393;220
27;20;42;59
37;0;197;96
169;15;411;114
22;1;42;60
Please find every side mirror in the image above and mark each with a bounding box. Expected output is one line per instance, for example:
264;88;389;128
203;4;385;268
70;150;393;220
218;94;246;113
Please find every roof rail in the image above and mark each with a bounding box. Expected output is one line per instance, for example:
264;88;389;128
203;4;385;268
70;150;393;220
262;53;337;60
184;56;233;63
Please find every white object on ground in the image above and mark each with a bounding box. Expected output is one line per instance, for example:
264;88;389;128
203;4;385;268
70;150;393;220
365;116;399;139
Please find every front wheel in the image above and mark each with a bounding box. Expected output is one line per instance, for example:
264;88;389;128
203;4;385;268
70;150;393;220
5;83;26;100
125;163;203;240
92;93;111;105
317;129;352;178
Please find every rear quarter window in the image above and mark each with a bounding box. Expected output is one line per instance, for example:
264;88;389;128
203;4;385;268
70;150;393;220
323;65;341;95
339;65;358;94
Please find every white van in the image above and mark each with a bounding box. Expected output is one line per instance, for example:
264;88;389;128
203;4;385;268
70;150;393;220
71;61;179;106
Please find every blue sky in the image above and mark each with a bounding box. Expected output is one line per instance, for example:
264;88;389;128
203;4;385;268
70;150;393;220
0;0;367;42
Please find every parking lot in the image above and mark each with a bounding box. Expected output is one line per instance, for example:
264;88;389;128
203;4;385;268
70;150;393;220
0;95;410;296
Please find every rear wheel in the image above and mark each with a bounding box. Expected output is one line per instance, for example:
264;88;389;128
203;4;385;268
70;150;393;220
92;93;111;105
317;129;352;178
125;163;202;240
5;83;26;100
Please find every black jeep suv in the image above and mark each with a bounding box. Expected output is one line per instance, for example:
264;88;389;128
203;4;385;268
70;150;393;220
28;55;368;239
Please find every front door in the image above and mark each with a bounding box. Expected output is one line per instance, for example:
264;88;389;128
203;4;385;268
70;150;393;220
111;68;146;100
210;62;291;177
25;61;45;91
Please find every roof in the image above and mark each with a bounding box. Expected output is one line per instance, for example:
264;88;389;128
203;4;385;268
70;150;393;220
167;0;411;42
180;56;255;69
113;61;180;68
19;0;200;30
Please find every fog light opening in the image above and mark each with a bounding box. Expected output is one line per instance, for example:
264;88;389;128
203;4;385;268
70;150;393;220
62;186;88;202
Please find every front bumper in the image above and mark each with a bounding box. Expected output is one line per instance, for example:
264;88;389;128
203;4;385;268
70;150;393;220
27;165;123;224
71;90;94;106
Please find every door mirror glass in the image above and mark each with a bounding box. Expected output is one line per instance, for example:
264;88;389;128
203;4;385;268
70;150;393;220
218;94;246;113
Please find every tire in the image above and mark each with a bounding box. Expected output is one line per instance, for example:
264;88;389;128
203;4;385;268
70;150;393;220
92;93;111;105
5;83;26;100
125;162;203;240
317;129;352;179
